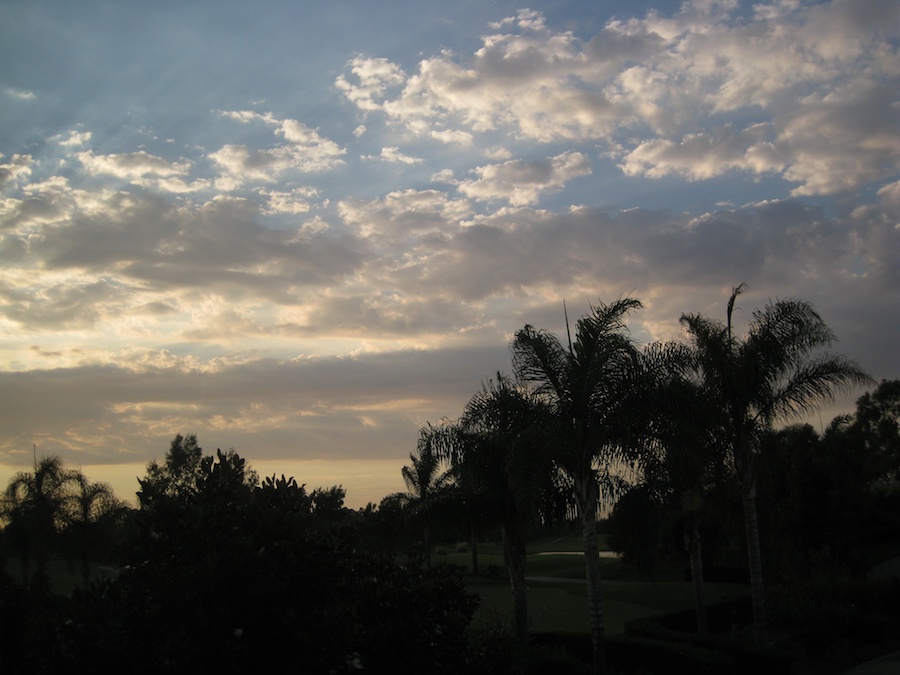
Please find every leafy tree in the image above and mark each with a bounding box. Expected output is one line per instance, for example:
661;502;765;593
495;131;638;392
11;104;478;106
137;433;204;508
845;379;900;482
680;284;871;643
55;450;478;674
512;298;643;675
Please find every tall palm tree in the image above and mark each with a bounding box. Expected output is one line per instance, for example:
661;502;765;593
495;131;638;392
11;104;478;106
63;473;124;587
681;284;871;643
512;297;643;675
637;354;722;635
3;456;77;582
441;374;553;648
401;435;453;568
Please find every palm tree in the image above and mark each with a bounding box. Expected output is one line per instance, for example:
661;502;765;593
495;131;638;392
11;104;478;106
439;374;553;648
3;456;77;582
637;354;722;635
401;435;453;568
63;473;124;587
512;298;643;675
680;284;872;643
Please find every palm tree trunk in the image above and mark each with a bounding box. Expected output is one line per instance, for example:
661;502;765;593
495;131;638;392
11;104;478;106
502;524;528;649
424;518;431;569
578;476;607;675
20;550;31;586
685;515;708;635
470;518;479;576
741;480;767;643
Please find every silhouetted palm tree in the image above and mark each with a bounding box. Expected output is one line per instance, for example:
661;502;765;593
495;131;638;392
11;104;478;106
635;345;721;635
681;284;871;643
438;374;553;648
402;436;453;568
3;456;77;582
512;298;643;675
63;473;124;587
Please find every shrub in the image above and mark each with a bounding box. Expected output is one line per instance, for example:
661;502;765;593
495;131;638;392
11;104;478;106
606;636;735;675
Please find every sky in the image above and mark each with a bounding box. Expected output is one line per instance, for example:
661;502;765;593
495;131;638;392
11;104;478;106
1;0;898;508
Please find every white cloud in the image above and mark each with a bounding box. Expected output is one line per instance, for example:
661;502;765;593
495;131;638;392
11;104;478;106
457;151;592;205
620;125;786;180
337;3;900;195
335;56;407;112
135;176;213;194
484;146;512;161
362;146;423;164
78;150;190;180
58;130;93;147
212;111;346;186
338;188;472;240
3;87;35;101
258;187;320;215
0;154;33;188
430;129;473;146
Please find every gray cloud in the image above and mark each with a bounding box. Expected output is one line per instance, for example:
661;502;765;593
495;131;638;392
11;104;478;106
0;344;512;466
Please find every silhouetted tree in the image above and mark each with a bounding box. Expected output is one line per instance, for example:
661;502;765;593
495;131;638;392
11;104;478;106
62;473;126;587
56;449;478;674
512;298;643;675
435;374;554;648
402;436;453;568
137;433;204;509
3;456;77;583
680;284;871;643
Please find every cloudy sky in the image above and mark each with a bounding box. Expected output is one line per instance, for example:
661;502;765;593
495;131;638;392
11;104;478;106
1;0;898;507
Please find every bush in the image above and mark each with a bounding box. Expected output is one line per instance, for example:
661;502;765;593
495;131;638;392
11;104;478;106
606;636;735;675
42;458;480;675
525;644;591;674
625;595;752;635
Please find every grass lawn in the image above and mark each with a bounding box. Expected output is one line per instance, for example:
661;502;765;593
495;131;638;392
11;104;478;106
436;536;748;636
4;558;119;595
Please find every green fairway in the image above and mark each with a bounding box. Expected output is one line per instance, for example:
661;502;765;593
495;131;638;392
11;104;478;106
440;536;748;635
4;558;119;595
466;574;747;635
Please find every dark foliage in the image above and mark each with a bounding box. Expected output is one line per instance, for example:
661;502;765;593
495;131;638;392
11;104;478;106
2;443;479;674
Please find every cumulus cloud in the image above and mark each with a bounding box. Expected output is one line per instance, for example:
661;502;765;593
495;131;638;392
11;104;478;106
620;125;786;180
362;146;423;164
257;186;320;214
78;150;190;180
457;151;592;205
0;153;33;188
337;2;900;195
212;110;346;186
430;129;473;146
338;188;472;239
58;130;92;147
0;187;365;332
